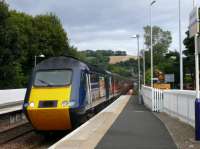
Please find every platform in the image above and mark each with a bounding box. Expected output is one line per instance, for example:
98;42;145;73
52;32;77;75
49;96;177;149
96;96;177;149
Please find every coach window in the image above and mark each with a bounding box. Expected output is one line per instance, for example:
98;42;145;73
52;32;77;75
90;73;99;89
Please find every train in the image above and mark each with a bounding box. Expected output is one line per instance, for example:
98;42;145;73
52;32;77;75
23;56;133;131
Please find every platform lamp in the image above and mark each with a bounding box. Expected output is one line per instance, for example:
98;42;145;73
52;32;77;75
34;54;45;67
131;34;141;104
150;0;156;88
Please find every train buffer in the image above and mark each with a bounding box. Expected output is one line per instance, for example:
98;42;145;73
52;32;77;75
50;95;177;149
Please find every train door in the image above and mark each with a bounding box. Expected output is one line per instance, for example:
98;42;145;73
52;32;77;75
80;71;87;107
99;76;106;98
90;73;100;101
109;76;112;98
105;76;109;100
86;73;92;109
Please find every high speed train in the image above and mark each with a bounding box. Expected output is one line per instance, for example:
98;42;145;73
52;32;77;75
23;56;133;131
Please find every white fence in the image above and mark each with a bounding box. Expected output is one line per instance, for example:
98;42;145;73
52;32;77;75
141;86;163;112
141;86;152;109
141;85;196;127
163;90;195;127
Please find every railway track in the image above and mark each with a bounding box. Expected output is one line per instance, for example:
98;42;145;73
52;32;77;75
0;123;34;145
0;122;70;149
0;96;120;148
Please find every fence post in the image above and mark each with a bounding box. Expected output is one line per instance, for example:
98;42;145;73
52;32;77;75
152;88;155;112
160;89;163;112
155;89;157;112
158;89;161;112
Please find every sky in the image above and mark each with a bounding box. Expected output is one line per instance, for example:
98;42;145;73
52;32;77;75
6;0;200;55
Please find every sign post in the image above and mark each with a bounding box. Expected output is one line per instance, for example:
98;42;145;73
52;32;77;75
189;7;199;38
189;6;200;141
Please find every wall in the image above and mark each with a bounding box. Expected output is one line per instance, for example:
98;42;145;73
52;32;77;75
142;86;196;128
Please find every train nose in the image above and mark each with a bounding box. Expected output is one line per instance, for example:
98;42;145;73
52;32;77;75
26;87;72;130
27;107;72;130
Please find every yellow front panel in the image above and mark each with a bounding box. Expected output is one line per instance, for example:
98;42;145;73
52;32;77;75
27;108;71;130
28;87;71;109
27;86;72;130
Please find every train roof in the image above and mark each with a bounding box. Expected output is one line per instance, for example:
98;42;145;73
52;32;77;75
35;56;133;80
35;56;88;71
35;56;108;74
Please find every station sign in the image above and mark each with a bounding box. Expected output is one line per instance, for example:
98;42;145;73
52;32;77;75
165;74;174;83
189;7;200;38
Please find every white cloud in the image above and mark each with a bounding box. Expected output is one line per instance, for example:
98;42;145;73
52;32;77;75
6;0;200;55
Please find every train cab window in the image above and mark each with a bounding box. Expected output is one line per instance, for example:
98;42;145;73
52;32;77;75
34;70;72;87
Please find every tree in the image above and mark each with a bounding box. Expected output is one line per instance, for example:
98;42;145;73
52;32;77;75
144;26;172;51
144;26;172;68
183;31;195;88
108;58;138;78
143;26;180;87
0;1;27;88
0;1;77;89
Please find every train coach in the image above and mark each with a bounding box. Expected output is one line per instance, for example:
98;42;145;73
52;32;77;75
23;56;132;131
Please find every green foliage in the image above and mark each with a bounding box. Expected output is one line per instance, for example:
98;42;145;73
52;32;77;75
143;26;182;88
32;14;69;57
81;50;127;69
108;58;138;78
144;26;172;68
183;31;195;87
81;50;136;78
144;26;172;50
184;75;192;84
0;1;80;89
145;68;151;85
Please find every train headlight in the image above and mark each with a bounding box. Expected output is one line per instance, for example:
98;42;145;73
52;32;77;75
29;102;35;108
62;101;68;107
62;101;76;108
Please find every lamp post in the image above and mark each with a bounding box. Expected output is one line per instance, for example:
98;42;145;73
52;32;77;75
179;0;183;90
143;49;146;85
131;34;141;103
34;54;45;67
193;0;195;7
150;0;156;88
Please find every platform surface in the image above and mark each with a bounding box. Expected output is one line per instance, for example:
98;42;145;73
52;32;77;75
96;96;177;149
49;95;131;149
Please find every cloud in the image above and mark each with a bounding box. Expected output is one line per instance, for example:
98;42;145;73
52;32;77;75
6;0;199;55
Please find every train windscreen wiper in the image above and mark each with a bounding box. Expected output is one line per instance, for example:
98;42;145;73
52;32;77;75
38;79;53;87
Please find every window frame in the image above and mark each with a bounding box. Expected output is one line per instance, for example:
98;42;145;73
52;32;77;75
33;69;73;87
